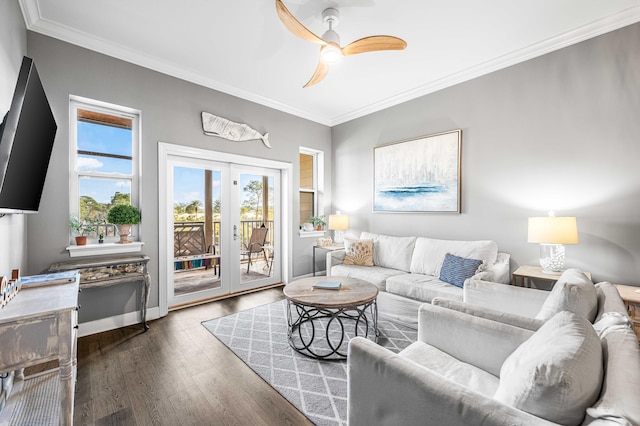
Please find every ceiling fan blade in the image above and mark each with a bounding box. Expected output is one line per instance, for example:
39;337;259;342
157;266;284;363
303;56;329;88
341;35;407;56
276;0;326;45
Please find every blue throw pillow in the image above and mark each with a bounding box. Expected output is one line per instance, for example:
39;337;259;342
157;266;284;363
439;253;484;288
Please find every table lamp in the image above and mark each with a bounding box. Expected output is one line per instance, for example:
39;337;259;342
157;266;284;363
328;213;349;244
528;216;578;273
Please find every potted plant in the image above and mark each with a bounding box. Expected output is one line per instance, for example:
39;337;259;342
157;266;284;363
69;214;88;246
308;215;326;230
107;204;141;244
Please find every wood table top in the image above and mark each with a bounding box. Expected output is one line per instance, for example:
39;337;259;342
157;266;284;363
615;284;640;304
283;276;378;308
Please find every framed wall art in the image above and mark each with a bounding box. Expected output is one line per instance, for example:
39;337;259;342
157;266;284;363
374;129;462;213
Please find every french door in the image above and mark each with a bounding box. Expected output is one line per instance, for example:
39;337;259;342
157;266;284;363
159;143;285;310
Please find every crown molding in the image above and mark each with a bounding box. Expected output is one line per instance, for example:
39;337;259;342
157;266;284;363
329;5;640;126
20;0;640;127
18;0;331;126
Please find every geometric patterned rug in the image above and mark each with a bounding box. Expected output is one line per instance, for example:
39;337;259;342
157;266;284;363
202;299;417;426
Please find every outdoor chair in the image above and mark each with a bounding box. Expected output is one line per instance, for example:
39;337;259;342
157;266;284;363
241;227;268;273
174;222;218;275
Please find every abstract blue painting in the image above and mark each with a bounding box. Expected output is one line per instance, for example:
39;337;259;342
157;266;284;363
374;130;461;213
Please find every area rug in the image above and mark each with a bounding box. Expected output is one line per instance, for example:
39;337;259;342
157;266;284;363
202;299;417;426
3;370;59;426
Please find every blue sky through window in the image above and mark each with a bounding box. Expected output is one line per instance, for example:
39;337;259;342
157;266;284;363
173;167;268;206
77;121;133;204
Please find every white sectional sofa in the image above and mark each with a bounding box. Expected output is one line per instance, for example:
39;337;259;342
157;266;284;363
327;231;511;327
347;270;640;426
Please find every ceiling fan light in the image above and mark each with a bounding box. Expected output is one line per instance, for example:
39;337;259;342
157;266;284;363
321;44;342;63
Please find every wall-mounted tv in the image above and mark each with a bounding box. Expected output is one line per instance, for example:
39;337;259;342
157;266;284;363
0;56;57;214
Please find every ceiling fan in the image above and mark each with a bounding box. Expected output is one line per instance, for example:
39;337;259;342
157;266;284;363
275;0;407;88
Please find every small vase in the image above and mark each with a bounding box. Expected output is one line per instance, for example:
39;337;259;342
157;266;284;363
116;224;132;244
75;236;87;246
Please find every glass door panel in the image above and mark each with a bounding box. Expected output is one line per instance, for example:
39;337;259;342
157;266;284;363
169;160;228;307
231;165;280;293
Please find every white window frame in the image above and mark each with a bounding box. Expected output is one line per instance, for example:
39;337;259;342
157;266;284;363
69;95;142;247
299;147;324;237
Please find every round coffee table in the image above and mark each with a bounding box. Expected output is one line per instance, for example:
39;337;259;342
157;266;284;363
283;276;378;360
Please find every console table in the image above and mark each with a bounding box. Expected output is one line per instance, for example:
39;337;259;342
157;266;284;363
511;265;591;289
312;243;344;276
614;284;640;341
49;255;151;330
0;277;79;425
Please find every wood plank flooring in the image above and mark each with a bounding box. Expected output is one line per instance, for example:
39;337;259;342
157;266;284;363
73;287;313;426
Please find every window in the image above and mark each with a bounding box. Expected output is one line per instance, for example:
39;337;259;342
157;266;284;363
299;147;323;227
70;97;141;241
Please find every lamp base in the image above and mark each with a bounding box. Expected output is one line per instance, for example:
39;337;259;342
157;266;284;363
333;230;346;244
539;243;565;274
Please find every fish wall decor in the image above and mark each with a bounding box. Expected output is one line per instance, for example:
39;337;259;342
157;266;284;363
201;112;271;148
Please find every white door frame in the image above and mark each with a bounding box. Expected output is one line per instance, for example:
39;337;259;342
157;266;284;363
158;142;291;316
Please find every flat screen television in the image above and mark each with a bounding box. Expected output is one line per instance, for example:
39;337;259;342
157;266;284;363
0;56;57;214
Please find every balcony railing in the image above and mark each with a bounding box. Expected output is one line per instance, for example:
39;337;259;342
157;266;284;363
174;220;274;248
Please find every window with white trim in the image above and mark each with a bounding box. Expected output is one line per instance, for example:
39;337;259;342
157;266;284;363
299;147;322;227
70;97;141;242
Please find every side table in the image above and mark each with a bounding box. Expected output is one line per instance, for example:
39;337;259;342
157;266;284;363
511;265;591;289
0;276;79;425
312;243;344;276
614;284;640;341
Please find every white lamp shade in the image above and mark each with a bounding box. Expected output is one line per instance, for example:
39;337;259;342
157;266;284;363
528;217;578;244
328;214;349;231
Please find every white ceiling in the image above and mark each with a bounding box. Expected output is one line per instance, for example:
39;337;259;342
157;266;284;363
18;0;640;126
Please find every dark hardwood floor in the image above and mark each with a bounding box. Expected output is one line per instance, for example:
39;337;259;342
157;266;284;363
72;287;314;426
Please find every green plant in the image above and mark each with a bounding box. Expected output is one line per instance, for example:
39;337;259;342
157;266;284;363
69;214;89;236
308;215;325;227
107;204;142;225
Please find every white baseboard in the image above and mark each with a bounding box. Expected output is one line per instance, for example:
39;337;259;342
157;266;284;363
77;306;163;337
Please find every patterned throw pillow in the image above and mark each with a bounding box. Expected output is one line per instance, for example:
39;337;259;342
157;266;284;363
439;253;483;288
344;239;374;266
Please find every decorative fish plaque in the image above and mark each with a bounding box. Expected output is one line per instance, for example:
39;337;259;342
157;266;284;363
201;112;271;148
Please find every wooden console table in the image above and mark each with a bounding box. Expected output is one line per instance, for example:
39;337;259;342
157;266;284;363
49;255;151;330
512;265;591;289
312;243;344;276
614;284;640;341
0;276;79;425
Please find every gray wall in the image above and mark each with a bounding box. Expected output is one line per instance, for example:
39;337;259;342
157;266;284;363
332;22;640;285
26;32;331;322
0;0;28;278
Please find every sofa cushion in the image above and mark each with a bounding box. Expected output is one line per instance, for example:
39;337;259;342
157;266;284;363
409;237;498;277
386;274;463;303
361;232;416;272
439;253;484;288
331;264;407;291
584;325;640;426
494;311;603;425
344;238;374;266
400;341;500;397
535;269;597;322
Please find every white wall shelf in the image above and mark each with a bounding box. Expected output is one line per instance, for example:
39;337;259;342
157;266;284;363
66;242;144;257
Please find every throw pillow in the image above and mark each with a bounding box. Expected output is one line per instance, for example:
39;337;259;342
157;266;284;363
535;268;598;322
438;253;483;288
494;311;603;425
344;238;374;266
